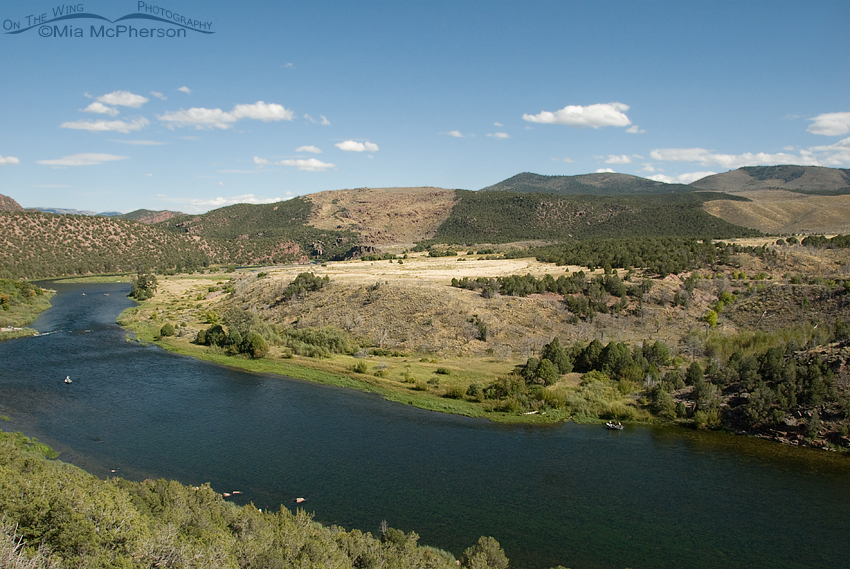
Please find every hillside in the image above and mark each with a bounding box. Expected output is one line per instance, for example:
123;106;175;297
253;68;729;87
120;208;184;224
0;210;225;279
689;166;850;234
427;190;759;244
304;186;457;245
0;193;23;212
691;166;850;194
482;172;697;195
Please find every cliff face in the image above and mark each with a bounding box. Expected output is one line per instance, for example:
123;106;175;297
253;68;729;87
0;194;23;212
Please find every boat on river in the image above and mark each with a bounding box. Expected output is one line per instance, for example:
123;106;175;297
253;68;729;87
605;421;623;430
64;376;72;384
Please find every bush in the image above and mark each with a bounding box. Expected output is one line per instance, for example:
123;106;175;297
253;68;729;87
434;367;451;375
160;323;175;337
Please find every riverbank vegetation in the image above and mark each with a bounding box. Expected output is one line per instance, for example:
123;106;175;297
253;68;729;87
0;279;53;340
0;430;522;569
116;237;850;448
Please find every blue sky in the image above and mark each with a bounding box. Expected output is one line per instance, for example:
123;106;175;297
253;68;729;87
1;0;848;214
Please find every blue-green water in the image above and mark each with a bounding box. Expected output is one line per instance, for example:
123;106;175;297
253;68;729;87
1;282;848;569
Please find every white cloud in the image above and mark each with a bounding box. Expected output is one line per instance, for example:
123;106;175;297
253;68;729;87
551;157;575;163
596;168;616;173
295;145;322;153
605;155;632;164
276;158;335;172
255;155;335;171
83;102;120;116
648;171;717;184
446;130;464;138
231;101;294;122
649;147;817;168
150;91;167;100
626;125;646;134
523;102;631;129
494;122;503;127
97;91;148;108
158;101;293;129
335;140;379;152
304;114;331;125
36;153;128;166
0;155;21;165
487;132;510;139
641;164;656;172
283;63;294;68
807;112;850;136
178;86;192;94
109;139;168;145
808;137;850;166
61;117;150;133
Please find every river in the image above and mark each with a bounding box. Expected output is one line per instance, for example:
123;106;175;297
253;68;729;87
0;282;848;569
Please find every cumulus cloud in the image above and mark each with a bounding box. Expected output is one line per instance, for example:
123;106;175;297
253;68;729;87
231;102;294;122
487;132;510;139
807;112;850;136
0;155;20;165
150;91;167;100
446;130;464;138
304;114;331;125
626;125;646;134
552;157;575;163
158;101;293;129
595;168;616;173
83;102;120;116
253;156;270;165
649;147;817;168
605;155;632;164
807;137;850;166
648;172;717;184
276;158;335;172
36;153;128;166
335;140;379;152
61;117;150;133
494;122;503;127
523;102;631;129
178;86;192;94
295;145;322;153
97;91;149;108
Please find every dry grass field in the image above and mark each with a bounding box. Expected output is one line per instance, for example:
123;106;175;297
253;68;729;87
703;190;850;235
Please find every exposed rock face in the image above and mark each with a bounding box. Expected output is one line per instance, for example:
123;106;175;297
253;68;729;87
0;194;23;212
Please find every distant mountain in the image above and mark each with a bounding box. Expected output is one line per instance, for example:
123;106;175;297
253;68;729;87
481;172;697;195
690;166;850;195
27;207;124;216
120;209;184;224
0;193;23;212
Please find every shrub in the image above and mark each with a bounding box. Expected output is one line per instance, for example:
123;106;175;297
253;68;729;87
434;367;450;375
160;323;175;337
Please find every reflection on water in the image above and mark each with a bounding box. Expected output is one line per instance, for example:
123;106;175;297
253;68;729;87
0;282;848;569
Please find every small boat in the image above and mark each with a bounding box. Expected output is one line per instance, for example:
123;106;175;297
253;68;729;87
605;421;623;430
294;497;306;504
64;376;72;384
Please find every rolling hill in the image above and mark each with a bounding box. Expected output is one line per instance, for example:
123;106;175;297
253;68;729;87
690;166;850;234
690;165;850;194
481;172;698;195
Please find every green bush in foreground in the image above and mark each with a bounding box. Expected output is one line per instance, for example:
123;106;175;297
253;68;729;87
0;430;532;569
